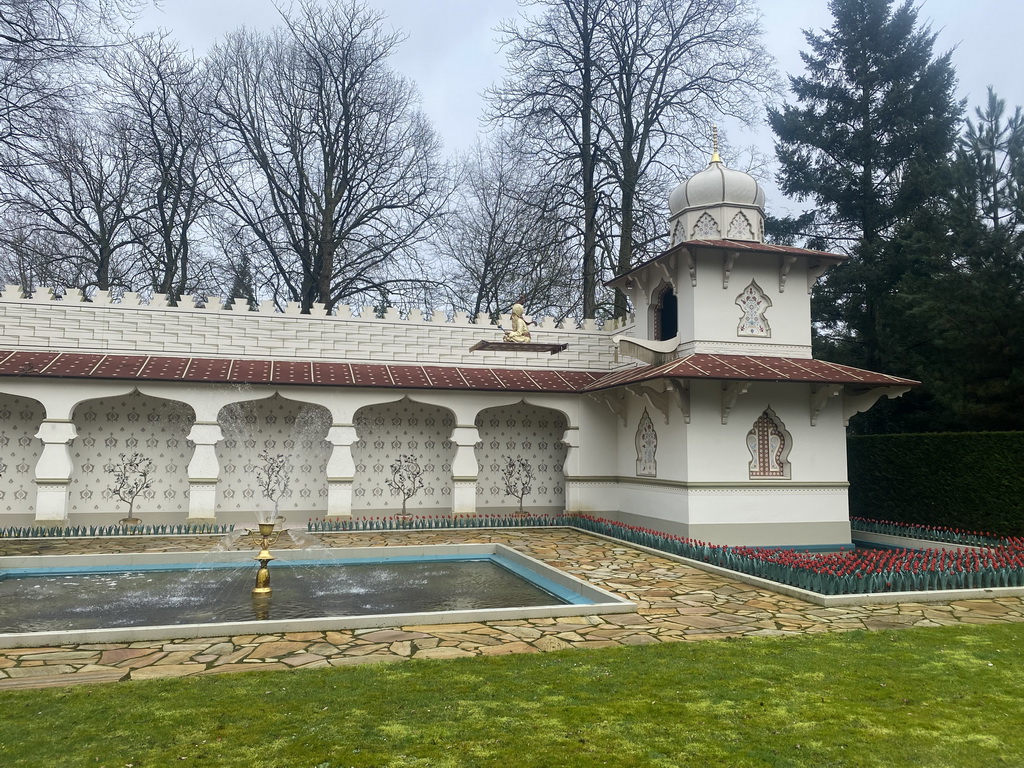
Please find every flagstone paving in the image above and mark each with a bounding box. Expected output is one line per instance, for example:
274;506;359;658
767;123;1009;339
1;528;1022;690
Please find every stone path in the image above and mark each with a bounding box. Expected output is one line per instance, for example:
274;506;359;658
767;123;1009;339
1;528;1022;690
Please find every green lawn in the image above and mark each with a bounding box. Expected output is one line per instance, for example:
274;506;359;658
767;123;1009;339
2;623;1022;767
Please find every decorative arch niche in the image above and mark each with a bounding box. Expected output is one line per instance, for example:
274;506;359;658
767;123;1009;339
736;279;772;337
0;393;45;518
69;392;196;520
635;409;658;477
216;394;331;518
351;398;455;514
746;407;792;480
474;402;568;513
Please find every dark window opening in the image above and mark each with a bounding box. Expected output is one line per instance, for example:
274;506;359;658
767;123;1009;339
656;288;677;341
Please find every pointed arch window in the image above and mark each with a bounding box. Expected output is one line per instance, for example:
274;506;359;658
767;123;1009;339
654;285;677;341
746;408;791;479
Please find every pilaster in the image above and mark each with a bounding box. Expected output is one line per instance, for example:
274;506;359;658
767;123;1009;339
186;422;224;520
33;420;78;523
450;426;481;516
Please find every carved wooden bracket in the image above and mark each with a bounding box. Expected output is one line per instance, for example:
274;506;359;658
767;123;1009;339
664;380;691;423
589;392;628;427
683;247;697;286
723;251;739;289
807;259;830;293
626;384;672;425
720;380;751;424
842;385;911;426
779;254;798;293
810;383;843;426
655;253;676;292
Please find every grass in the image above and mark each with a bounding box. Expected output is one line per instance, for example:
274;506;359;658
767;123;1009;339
1;623;1022;767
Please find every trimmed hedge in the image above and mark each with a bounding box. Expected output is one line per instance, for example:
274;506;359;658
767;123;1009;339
848;432;1024;537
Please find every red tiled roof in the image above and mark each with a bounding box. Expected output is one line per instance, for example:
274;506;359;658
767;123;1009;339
0;350;916;393
0;351;607;393
584;354;919;391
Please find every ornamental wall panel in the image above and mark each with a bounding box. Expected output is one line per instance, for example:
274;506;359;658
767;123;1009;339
68;393;195;519
351;399;455;513
0;394;44;516
474;403;568;511
216;395;331;518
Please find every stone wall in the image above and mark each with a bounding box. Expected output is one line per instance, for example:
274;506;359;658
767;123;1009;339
0;287;632;372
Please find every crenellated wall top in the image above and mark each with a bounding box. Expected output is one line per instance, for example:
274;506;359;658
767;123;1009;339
0;285;631;334
0;286;637;372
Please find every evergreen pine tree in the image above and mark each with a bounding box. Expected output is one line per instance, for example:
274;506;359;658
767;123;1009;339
768;0;962;374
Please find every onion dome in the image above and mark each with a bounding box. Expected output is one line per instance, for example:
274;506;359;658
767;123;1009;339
668;152;765;217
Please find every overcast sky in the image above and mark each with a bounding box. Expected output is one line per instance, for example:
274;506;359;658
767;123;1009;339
135;0;1024;212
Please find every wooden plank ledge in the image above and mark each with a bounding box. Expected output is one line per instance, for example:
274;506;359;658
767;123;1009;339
470;341;568;355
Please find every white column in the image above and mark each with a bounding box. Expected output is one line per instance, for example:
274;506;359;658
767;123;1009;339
325;424;357;517
450;426;481;516
33;420;78;523
561;426;582;513
186;423;224;520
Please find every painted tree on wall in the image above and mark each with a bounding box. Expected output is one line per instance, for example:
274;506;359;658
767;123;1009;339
107;451;155;525
502;456;534;515
253;451;290;522
386;454;424;516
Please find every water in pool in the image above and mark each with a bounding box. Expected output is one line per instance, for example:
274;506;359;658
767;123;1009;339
0;558;568;632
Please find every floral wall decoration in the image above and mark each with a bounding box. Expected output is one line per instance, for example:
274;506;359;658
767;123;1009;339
735;279;772;337
635;408;658;477
0;395;44;515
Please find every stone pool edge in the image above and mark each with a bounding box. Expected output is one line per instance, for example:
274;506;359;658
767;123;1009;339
0;543;635;649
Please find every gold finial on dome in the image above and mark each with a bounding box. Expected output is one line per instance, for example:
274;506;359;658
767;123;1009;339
711;125;721;163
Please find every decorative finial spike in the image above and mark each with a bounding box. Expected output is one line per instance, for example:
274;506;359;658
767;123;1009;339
711;125;721;163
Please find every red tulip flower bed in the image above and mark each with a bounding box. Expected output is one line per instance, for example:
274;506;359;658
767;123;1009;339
570;515;1024;595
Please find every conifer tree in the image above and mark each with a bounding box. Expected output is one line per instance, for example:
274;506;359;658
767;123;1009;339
768;0;961;372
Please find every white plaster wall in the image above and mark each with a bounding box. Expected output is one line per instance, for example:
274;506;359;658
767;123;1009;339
612;390;689;483
0;394;43;522
351;399;455;514
68;393;195;522
474;404;568;512
215;395;331;521
678;250;813;355
0;293;629;371
682;381;848;484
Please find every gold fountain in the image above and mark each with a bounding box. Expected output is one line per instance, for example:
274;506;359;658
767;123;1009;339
248;522;283;596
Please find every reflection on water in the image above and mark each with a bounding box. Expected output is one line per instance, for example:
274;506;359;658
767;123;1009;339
0;560;565;632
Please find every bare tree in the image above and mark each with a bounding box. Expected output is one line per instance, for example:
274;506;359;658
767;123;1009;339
489;0;775;317
596;0;774;315
489;0;611;319
109;34;215;301
439;133;578;321
204;0;448;313
4;110;146;293
253;451;290;522
0;0;146;171
502;455;535;515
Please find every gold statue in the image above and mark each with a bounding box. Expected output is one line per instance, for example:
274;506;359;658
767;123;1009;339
503;303;533;343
